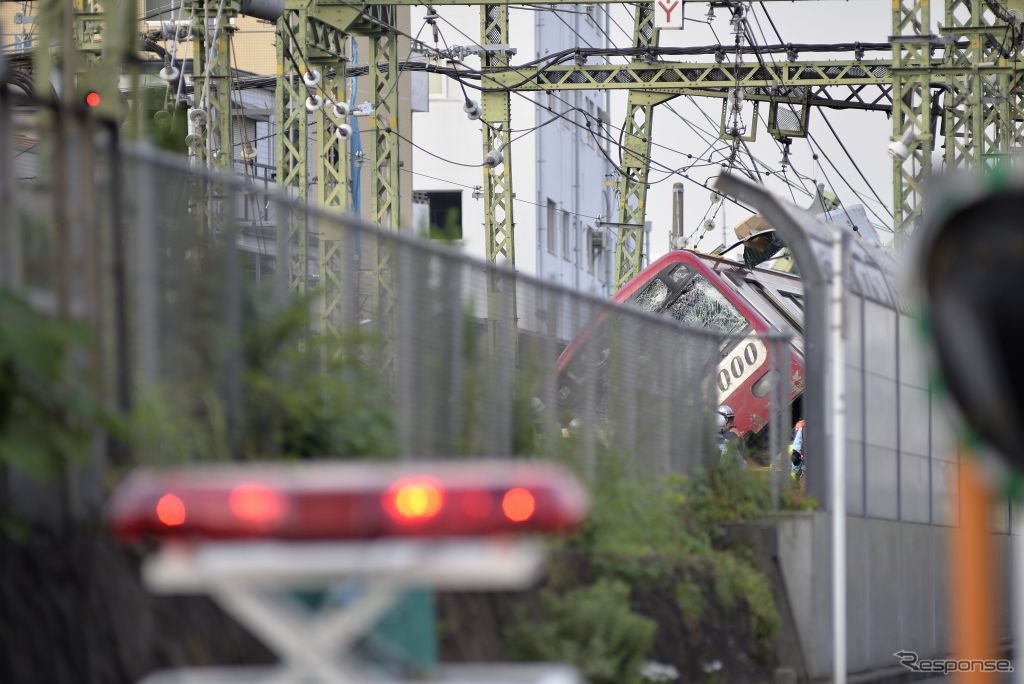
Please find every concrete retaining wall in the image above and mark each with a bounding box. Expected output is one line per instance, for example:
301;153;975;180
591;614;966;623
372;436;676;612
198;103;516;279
765;512;1014;680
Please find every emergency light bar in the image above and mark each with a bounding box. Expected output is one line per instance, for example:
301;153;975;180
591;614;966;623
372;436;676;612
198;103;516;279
109;460;589;541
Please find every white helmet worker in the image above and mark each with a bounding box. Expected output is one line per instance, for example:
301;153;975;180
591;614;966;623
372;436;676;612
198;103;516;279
716;405;735;428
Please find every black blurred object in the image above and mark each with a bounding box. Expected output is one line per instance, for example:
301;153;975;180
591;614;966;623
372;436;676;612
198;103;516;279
791;450;802;466
743;232;786;268
921;186;1024;470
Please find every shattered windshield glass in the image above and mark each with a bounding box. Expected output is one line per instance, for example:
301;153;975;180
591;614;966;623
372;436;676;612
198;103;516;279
632;279;669;312
665;274;747;336
629;264;747;336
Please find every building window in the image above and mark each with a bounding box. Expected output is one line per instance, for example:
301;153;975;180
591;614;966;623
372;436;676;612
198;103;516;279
547;199;558;254
562;211;571;260
424;190;462;240
585;227;594;272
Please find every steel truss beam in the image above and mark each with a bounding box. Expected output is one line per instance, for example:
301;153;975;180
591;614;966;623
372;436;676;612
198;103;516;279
368;17;401;229
275;1;352;334
614;4;663;289
480;4;517;354
307;16;350;56
942;0;1024;174
480;4;515;266
486;59;895;93
190;0;238;168
366;11;402;373
276;3;311;294
312;33;351;335
647;88;891;113
890;0;931;234
890;0;1023;232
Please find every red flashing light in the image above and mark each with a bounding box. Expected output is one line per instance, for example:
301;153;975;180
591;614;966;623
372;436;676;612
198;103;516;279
230;484;285;525
502;487;536;523
460;489;493;519
155;493;186;527
109;461;589;542
386;477;445;523
84;91;102;108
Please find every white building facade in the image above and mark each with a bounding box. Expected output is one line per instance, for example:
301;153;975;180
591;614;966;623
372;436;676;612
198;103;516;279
410;5;617;296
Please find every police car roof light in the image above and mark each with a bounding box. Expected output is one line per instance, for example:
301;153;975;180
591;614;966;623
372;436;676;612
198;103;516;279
108;460;589;542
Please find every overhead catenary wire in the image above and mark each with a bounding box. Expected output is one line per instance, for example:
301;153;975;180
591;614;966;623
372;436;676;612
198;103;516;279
603;4;815;200
224;5;764;219
435;15;752;186
747;3;894;227
424;14;762;214
424;27;759;216
192;2;811;221
428;19;700;184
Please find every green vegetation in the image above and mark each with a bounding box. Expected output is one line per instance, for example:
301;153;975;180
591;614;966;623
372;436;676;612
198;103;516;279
131;290;397;464
507;579;657;684
674;577;705;632
0;291;108;479
709;549;781;657
502;443;810;680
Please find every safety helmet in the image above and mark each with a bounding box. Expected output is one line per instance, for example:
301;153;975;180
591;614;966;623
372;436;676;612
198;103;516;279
717;405;735;420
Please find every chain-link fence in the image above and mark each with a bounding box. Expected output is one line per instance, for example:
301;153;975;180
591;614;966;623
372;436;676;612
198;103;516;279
0;93;794;523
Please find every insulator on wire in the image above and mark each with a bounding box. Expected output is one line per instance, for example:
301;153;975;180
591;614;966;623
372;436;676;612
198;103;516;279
332;101;350;118
464;99;481;120
483;148;504;168
302;69;321;88
188;108;208;126
305;95;324;112
159;65;180;82
335;123;353;141
780;138;792;168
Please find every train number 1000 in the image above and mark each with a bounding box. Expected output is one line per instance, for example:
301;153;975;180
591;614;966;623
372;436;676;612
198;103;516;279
717;339;762;394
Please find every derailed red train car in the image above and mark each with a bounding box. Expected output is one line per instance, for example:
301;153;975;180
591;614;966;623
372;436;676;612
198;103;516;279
557;249;805;437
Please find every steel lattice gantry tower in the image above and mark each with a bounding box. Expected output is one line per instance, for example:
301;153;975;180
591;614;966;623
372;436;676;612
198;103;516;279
185;0;1021;289
615;4;672;290
53;0;1017;294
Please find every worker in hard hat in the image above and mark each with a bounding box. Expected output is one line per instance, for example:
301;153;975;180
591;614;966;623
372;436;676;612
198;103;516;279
716;405;746;468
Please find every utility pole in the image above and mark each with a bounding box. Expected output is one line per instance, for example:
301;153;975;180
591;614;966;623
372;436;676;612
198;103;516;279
671;182;684;250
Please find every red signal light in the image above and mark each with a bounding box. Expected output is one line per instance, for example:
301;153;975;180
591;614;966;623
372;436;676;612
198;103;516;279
501;487;536;523
386;477;445;523
84;91;102;108
155;493;186;527
229;484;285;525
